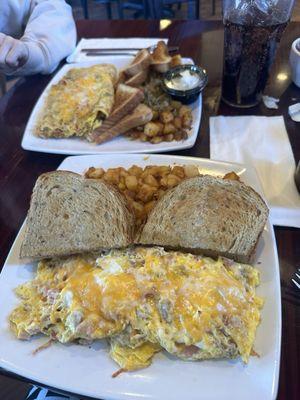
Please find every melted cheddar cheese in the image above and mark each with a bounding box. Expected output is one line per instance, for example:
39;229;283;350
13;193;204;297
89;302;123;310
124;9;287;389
9;247;263;371
36;64;116;138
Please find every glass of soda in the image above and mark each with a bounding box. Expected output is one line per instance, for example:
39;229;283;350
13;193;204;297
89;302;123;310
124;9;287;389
222;0;295;108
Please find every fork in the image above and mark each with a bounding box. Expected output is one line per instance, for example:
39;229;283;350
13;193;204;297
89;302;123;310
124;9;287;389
292;268;300;289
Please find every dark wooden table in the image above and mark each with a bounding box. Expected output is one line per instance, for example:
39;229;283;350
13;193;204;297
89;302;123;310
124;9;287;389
0;20;299;400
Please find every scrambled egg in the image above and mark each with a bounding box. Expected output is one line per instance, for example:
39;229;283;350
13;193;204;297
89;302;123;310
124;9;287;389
36;64;116;138
10;247;263;371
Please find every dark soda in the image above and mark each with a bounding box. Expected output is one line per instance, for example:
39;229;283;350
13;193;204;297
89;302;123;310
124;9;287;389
222;20;287;107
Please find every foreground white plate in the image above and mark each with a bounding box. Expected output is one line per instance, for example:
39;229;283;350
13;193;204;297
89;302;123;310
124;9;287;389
0;154;281;400
21;58;202;155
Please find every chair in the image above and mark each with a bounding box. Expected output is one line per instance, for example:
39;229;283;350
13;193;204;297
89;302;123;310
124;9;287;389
148;0;200;19
117;1;148;19
79;0;117;19
78;0;148;19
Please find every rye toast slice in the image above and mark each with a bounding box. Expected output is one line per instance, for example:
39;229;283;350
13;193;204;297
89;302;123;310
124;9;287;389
138;175;269;264
89;84;144;143
93;104;153;145
20;171;135;260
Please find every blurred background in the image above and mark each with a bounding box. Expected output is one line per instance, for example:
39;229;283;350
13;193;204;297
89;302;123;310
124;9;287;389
1;0;299;96
67;0;300;20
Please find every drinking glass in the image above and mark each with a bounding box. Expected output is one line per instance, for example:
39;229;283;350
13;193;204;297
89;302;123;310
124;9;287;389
222;0;295;108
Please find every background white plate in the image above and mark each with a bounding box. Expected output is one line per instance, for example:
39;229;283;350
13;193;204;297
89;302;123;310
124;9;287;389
21;58;202;155
0;154;281;400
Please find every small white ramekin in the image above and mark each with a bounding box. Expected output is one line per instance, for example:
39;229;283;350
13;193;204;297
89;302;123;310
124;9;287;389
290;38;300;88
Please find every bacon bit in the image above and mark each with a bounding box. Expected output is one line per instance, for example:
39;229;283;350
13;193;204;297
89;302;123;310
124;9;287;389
182;345;199;357
112;368;127;378
251;349;260;357
32;339;54;355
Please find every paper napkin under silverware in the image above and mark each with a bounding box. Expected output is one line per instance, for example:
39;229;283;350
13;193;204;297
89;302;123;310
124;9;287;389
67;38;168;63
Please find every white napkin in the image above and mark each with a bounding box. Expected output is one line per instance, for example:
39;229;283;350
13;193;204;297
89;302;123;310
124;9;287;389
210;116;300;228
67;38;168;63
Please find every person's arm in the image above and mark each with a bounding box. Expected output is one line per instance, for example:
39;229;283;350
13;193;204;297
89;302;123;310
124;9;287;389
5;0;77;75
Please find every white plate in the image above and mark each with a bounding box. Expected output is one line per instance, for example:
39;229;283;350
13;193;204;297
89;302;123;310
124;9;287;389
21;58;202;155
0;154;281;400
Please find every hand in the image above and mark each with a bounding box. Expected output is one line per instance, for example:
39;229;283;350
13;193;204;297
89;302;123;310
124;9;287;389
0;33;29;71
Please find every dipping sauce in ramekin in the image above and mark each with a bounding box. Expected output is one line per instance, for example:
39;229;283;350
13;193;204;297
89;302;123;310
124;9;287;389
163;65;208;104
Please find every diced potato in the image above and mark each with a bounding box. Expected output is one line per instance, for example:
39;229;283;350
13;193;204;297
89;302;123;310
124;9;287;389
158;166;171;174
173;117;182;129
143;174;159;188
136;184;157;202
143;166;160;177
159;111;174;124
172;166;185;178
144;122;161;137
128;165;143;177
103;169;120;185
181;130;188;140
125;175;138;191
139;133;148;142
129;130;141;139
85;167;104;179
124;189;136;200
164;134;174;142
223;171;240;181
184;165;199;178
151;110;159;121
157;189;166;198
163;123;177;135
119;169;129;178
179;105;192;118
150;136;163;144
170;100;182;110
174;131;184;141
182;113;193;129
118;182;126;191
166;174;181;188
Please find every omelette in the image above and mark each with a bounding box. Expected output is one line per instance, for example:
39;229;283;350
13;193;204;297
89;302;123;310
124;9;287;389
10;247;263;372
36;64;117;138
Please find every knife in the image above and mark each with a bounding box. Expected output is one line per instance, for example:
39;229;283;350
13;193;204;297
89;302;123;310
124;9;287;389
85;52;138;56
81;46;179;53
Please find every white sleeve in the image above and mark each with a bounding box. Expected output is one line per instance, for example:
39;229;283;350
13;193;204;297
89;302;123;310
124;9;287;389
18;0;76;75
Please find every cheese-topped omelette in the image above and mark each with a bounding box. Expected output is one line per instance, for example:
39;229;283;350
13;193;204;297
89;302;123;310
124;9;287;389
10;247;263;372
36;64;117;138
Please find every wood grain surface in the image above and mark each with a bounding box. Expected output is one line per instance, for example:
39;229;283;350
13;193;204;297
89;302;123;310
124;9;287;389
0;20;299;400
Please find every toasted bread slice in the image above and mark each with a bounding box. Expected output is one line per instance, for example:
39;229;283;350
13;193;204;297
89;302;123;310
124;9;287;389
124;49;152;77
138;175;269;263
151;41;172;73
125;69;149;87
93;104;153;145
20;171;135;260
89;84;144;142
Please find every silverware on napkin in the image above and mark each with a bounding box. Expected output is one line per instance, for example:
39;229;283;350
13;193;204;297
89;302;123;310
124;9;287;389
85;52;137;56
81;46;179;54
